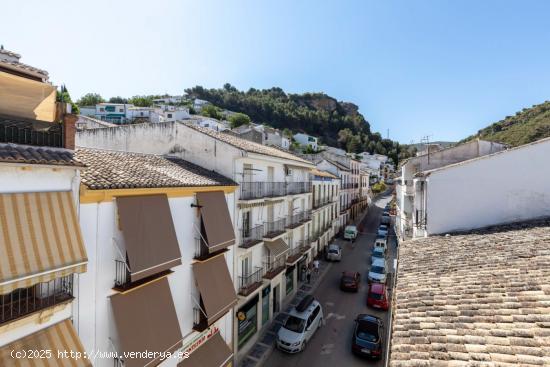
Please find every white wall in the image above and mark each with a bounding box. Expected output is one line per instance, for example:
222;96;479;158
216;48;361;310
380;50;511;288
425;139;550;234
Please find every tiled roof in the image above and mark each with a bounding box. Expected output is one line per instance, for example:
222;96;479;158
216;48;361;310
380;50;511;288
311;168;338;179
0;59;49;79
76;148;236;190
0;49;21;58
325;158;350;171
181;122;313;165
0;143;84;167
391;219;550;367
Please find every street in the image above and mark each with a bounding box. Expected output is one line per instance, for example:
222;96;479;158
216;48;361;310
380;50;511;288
264;192;396;367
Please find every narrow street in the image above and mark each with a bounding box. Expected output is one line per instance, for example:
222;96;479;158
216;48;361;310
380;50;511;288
264;192;396;367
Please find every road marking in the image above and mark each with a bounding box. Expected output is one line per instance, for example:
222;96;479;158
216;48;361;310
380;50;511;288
325;302;335;307
326;312;346;321
320;344;335;355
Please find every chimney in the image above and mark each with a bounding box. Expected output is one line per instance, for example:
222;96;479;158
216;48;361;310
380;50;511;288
63;114;78;150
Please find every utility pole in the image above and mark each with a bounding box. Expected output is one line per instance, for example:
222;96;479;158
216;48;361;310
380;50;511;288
420;135;431;164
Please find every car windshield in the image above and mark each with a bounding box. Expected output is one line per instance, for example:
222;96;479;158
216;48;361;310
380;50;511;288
284;316;306;333
356;321;379;342
369;291;383;300
328;249;339;254
371;266;385;274
372;252;384;258
342;276;355;282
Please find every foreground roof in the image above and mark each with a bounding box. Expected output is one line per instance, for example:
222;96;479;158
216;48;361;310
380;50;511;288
76;148;236;189
391;219;550;366
182;122;312;165
0;143;84;167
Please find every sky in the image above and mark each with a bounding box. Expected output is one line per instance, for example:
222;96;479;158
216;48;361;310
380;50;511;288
2;0;550;143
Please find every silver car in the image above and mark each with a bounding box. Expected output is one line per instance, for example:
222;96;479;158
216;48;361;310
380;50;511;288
368;258;387;283
326;244;342;261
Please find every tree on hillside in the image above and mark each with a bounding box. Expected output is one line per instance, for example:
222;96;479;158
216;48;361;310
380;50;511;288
337;128;353;149
109;96;128;104
77;93;104;106
229;113;251;128
128;95;153;107
201;104;222;120
347;135;362;153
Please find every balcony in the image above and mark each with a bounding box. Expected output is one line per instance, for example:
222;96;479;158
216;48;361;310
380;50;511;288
239;181;311;200
0;275;73;326
286;210;311;229
313;198;330;209
263;257;286;279
239;267;264;296
264;218;286;239
286;246;304;265
240;224;265;249
342;183;354;190
286;182;312;195
298;238;311;253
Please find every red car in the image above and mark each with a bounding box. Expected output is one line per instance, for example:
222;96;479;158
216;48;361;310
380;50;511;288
367;283;389;310
340;271;361;292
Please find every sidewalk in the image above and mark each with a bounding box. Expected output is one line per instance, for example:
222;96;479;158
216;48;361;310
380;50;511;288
238;259;332;367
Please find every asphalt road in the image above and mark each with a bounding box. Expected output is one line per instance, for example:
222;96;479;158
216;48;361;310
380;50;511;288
264;192;396;367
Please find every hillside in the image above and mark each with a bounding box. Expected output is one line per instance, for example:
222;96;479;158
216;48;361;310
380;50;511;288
462;101;550;146
185;84;402;163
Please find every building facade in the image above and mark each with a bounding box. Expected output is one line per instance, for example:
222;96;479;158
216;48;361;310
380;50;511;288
293;133;318;151
311;169;341;257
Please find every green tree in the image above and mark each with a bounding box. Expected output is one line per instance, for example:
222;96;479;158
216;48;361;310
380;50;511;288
76;93;104;106
201;104;222;120
57;85;80;114
337;128;353;149
347;135;362;153
109;96;128;104
229;113;251;128
128;95;153;107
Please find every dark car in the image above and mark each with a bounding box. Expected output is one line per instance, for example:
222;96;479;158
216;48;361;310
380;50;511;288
367;283;389;310
381;213;391;225
340;271;361;292
351;314;383;359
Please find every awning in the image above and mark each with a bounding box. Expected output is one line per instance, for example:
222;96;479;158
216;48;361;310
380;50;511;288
264;238;289;258
196;191;235;252
192;254;238;324
0;191;87;294
178;333;232;367
0;319;91;366
110;277;183;367
117;194;182;282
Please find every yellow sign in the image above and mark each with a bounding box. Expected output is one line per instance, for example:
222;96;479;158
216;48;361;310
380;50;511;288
237;311;247;321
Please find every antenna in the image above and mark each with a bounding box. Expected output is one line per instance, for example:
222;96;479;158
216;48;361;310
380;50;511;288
420;135;432;164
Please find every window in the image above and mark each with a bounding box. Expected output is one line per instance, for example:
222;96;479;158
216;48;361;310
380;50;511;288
167;113;173;118
100;108;105;112
243;211;251;237
119;108;124;112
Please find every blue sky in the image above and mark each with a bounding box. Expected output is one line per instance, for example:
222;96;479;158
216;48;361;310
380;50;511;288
2;0;549;143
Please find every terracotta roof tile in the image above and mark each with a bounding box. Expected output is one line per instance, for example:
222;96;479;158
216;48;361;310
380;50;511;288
0;143;83;167
391;219;550;367
76;148;236;190
181;122;313;165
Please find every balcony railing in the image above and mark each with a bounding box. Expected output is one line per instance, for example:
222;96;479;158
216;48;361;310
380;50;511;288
286;246;304;264
238;267;264;296
239;181;312;200
264;218;286;238
313;198;330;209
114;260;131;288
263;256;286;279
193;306;208;332
299;238;311;252
240;224;265;248
0;275;73;326
286;182;312;195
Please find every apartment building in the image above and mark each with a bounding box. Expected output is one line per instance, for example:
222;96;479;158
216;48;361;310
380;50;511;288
0;49;89;365
310;169;341;257
316;158;351;228
75;121;315;362
293;133;318;151
395;139;506;239
75;148;238;367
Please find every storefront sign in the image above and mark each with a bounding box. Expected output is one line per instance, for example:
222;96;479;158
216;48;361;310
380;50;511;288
238;294;259;348
182;325;220;356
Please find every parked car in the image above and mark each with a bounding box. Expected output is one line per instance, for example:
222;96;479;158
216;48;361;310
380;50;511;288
277;295;323;353
374;237;387;252
381;213;391;225
344;225;358;240
370;247;385;263
367;283;389;310
377;224;388;238
340;271;361;292
351;314;384;359
326;244;342;261
368;258;387;283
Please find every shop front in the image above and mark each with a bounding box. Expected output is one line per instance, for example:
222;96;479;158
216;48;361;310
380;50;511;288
261;286;271;326
237;294;259;349
285;266;295;295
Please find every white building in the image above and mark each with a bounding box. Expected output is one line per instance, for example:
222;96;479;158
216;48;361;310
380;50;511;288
75;148;238;367
410;137;550;237
193;99;210;111
152;96;183;105
293;133;318;151
395;139;507;238
150;105;191;123
232;124;290;150
185;116;230;131
311;169;341;255
316;158;351;228
125;106;153;120
76;121;316;363
95;103;133;123
0;48;90;364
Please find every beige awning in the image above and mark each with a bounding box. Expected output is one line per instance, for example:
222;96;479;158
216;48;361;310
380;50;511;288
117;194;182;282
0;191;87;295
178;332;232;367
196;191;235;252
192;254;238;324
265;238;289;258
110;277;183;367
0;319;91;366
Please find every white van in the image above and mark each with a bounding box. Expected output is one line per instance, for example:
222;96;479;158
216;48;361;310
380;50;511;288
374;237;387;252
344;225;358;240
277;295;323;353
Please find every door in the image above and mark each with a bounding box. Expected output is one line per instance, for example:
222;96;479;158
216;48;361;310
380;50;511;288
244;163;253;182
273;285;280;313
267;166;274;182
241;256;251;277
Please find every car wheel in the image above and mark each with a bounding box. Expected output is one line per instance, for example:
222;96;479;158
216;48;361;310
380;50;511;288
302;340;307;351
318;318;323;329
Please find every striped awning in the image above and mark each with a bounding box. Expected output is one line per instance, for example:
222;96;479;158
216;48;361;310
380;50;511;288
0;191;88;294
0;319;91;366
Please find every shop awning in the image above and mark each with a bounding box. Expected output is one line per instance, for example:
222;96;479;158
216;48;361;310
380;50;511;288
0;319;91;367
264;238;289;258
178;333;232;367
110;277;183;367
196;191;235;252
0;191;87;294
117;194;182;282
192;254;237;324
